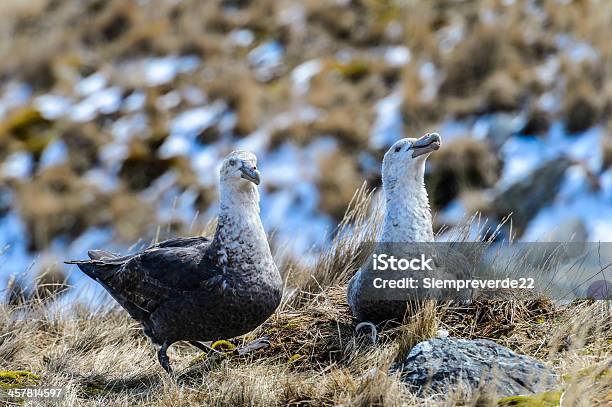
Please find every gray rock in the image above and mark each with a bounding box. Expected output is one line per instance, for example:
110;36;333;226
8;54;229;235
482;113;524;153
539;216;588;244
520;217;588;269
392;337;558;398
492;158;572;236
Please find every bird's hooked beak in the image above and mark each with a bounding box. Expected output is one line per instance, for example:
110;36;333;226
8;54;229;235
240;163;261;185
412;133;441;158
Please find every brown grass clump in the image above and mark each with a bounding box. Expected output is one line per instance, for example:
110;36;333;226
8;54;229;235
81;1;135;46
519;104;552;136
301;183;382;293
118;141;175;190
482;71;522;113
61;124;103;173
4;275;27;307
562;360;612;406
15;165;107;250
268;122;314;149
33;259;70;301
311;108;372;152
0;106;54;159
305;1;391;47
439;25;508;98
316;147;363;221
401;64;440;133
205;68;265;136
15;162;158;248
392;300;439;363
107;192;156;243
308;70;361;104
251;285;354;367
563;78;602;134
602;134;612;171
440;298;561;357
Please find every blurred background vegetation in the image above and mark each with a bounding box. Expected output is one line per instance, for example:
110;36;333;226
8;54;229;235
0;0;611;298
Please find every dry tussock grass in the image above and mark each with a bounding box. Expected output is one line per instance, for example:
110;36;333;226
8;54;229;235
1;189;611;406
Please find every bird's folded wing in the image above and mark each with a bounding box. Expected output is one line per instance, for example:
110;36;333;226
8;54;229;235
150;236;211;249
89;237;211;265
104;244;220;314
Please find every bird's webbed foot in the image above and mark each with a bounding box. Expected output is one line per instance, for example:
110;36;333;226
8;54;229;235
236;336;271;355
355;321;379;345
188;340;214;353
188;337;270;358
158;342;174;375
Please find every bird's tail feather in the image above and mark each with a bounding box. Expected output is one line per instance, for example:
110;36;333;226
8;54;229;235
65;259;151;322
64;260;114;281
88;249;118;260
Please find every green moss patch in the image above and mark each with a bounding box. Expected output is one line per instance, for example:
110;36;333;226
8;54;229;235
0;107;55;155
82;382;112;397
0;370;41;389
497;390;562;406
332;61;370;81
563;364;612;383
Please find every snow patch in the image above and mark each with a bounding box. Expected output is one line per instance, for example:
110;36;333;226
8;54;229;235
40;139;68;169
34;95;72;119
248;42;284;82
292;59;323;95
0;82;32;119
384;46;411;66
159;102;226;159
370;89;403;149
70;86;123;122
1;151;33;180
229;29;254;47
75;73;106;96
123;91;146;112
143;55;200;86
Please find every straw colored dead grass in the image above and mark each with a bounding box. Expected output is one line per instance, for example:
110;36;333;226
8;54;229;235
1;188;610;406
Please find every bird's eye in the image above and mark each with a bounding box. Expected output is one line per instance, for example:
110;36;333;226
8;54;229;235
395;146;402;153
229;159;236;166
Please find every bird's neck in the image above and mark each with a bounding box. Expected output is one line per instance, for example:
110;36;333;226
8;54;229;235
214;184;269;253
219;183;261;216
381;167;434;243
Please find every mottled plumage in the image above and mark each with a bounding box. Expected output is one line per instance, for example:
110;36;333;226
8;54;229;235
348;133;465;324
66;151;282;373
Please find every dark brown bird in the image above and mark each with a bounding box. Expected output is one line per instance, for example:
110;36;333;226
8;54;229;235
66;151;282;373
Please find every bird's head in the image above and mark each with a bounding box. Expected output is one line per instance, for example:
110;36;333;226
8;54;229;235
382;132;441;188
220;150;261;190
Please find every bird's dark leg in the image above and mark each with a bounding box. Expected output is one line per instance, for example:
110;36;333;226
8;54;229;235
157;341;173;374
236;336;270;355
